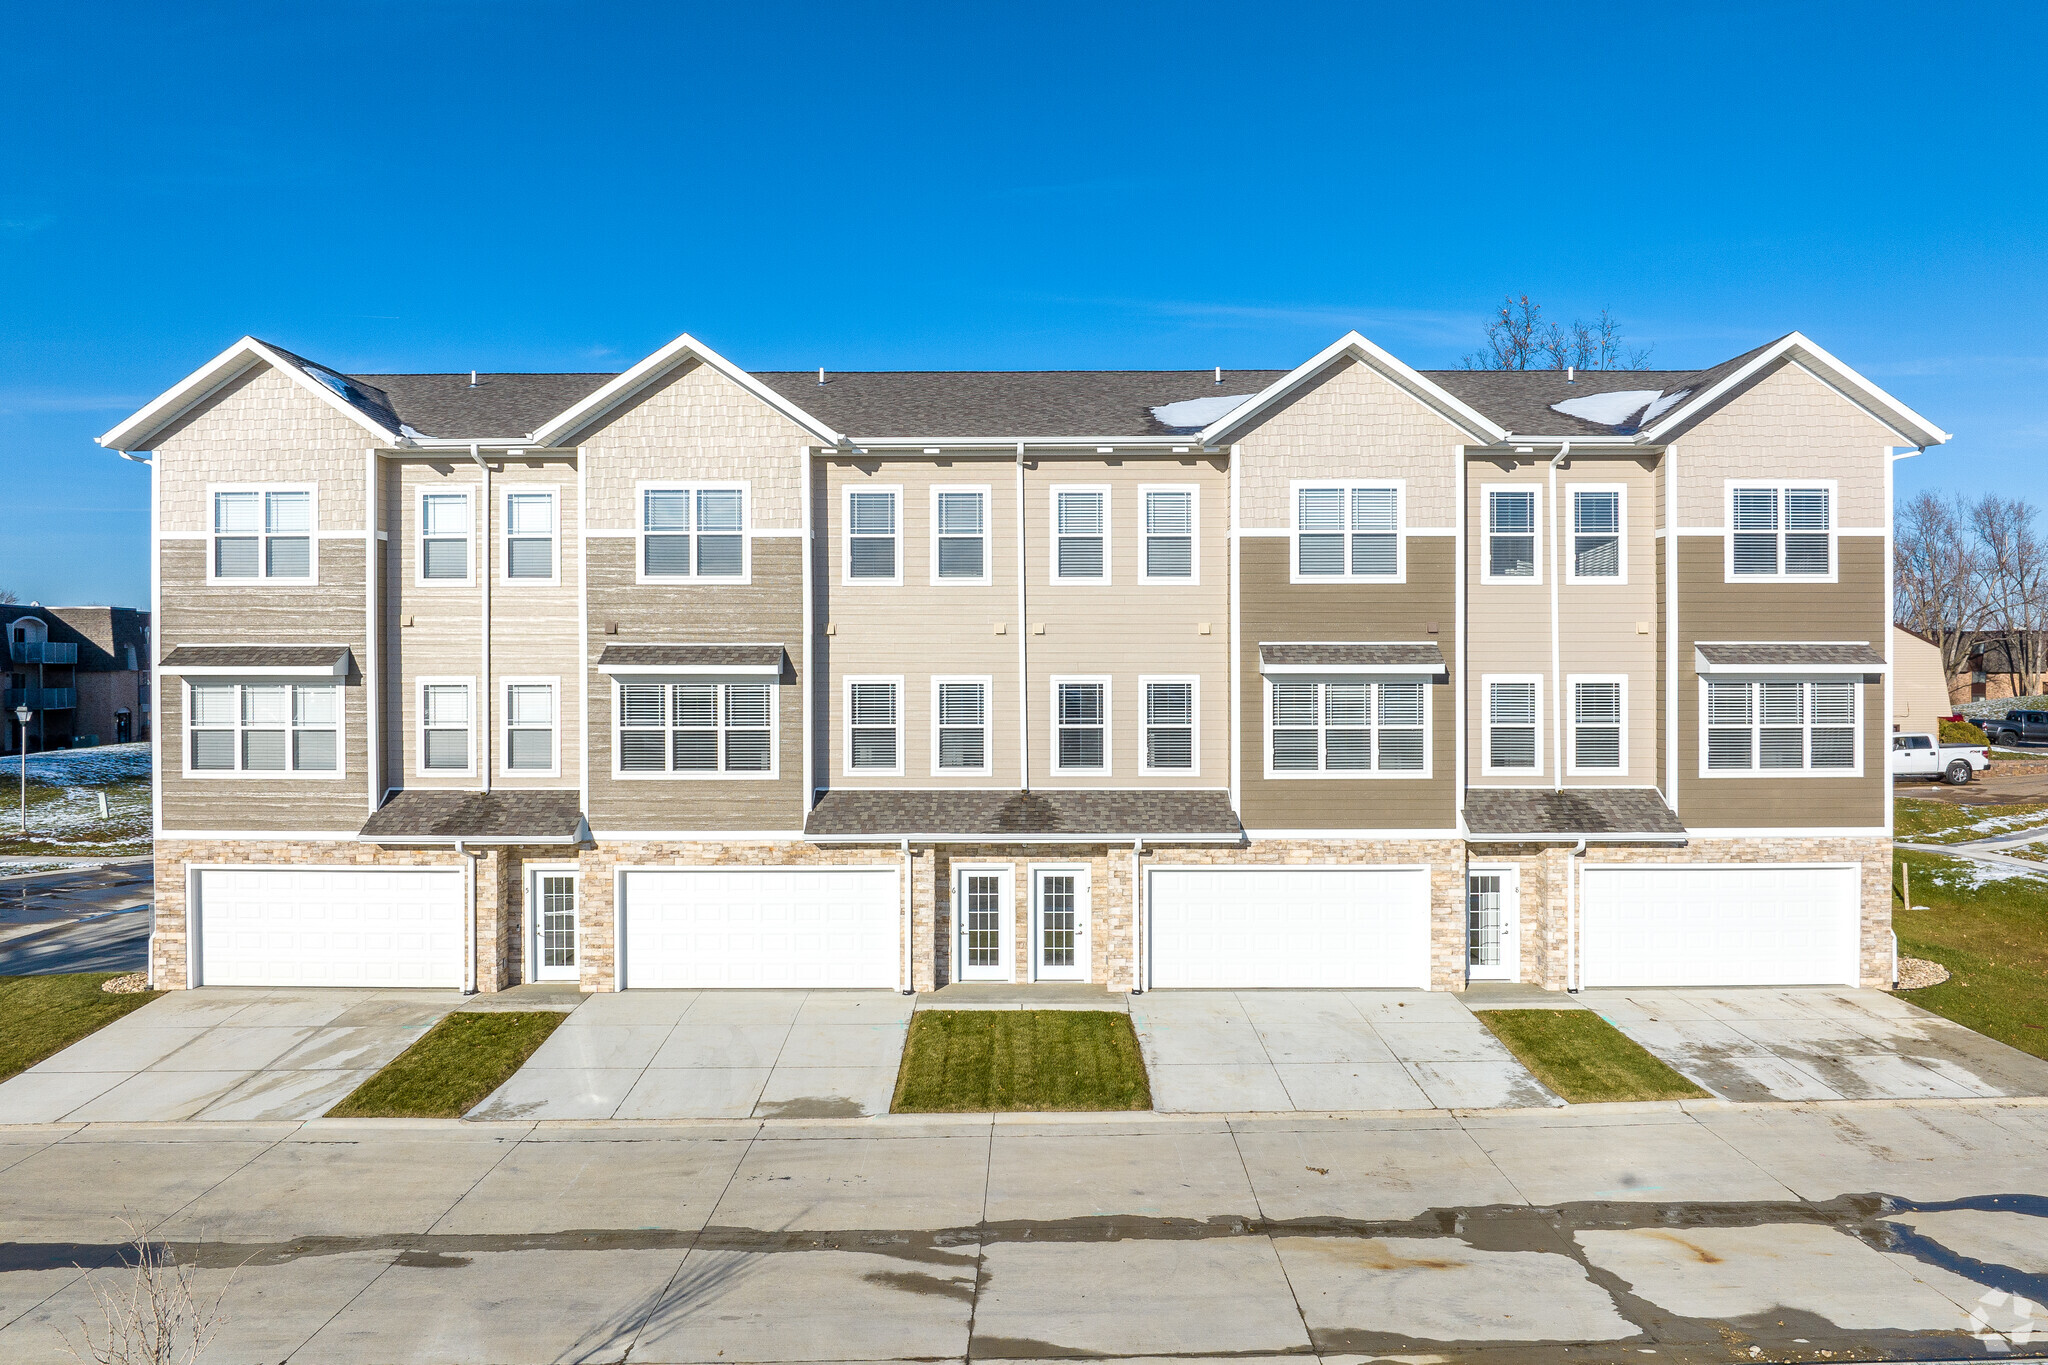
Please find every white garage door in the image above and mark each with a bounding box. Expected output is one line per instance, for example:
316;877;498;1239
620;868;901;989
1580;864;1860;987
1147;866;1432;989
193;867;464;988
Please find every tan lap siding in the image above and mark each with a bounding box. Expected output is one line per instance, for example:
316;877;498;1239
1676;536;1886;828
1235;536;1456;830
1673;361;1895;529
151;363;370;534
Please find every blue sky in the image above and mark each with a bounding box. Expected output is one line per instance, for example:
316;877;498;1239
3;2;2040;608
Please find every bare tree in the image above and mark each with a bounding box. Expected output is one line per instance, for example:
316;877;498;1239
1463;296;1651;370
57;1221;231;1365
1895;491;1984;683
0;588;19;605
1971;494;2048;697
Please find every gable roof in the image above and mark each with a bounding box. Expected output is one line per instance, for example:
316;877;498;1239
528;333;843;447
98;336;406;451
1197;331;1511;446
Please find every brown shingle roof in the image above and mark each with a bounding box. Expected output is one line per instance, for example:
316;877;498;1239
1694;642;1887;669
806;789;1242;840
359;790;586;844
1258;642;1445;671
159;644;352;673
1464;787;1686;839
596;644;788;672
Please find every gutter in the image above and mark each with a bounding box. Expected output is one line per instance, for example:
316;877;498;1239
1566;836;1586;993
1017;442;1029;791
804;831;1244;845
1463;832;1688;844
1548;441;1570;791
900;837;913;995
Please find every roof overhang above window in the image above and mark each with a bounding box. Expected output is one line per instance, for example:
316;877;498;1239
1693;642;1887;677
1258;642;1446;678
158;645;353;678
596;644;787;679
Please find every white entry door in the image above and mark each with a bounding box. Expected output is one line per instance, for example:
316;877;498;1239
955;865;1012;982
531;870;579;983
1579;864;1860;987
1147;866;1432;989
193;867;464;988
1031;867;1091;982
619;867;900;989
1465;868;1519;982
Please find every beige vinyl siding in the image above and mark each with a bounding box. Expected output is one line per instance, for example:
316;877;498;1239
579;359;809;530
583;536;805;832
1463;455;1661;784
1235;356;1464;530
1236;536;1456;830
152;362;370;533
157;539;370;832
1673;361;1896;529
1675;535;1887;828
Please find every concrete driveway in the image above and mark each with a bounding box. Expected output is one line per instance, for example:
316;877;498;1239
0;988;461;1123
470;990;914;1121
1131;989;1560;1112
1584;987;2048;1101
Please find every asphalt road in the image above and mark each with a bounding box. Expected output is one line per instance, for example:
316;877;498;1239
0;863;151;975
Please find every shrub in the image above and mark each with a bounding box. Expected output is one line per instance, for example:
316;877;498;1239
1942;719;1991;746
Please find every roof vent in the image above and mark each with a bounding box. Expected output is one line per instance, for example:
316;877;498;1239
469;370;479;388
1567;366;1575;383
817;367;826;386
1213;366;1222;385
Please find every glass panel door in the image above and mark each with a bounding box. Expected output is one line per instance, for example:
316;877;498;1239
534;873;578;982
1032;868;1090;982
1466;870;1517;982
956;867;1011;981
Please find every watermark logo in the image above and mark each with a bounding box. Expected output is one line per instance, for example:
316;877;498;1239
1970;1288;2042;1352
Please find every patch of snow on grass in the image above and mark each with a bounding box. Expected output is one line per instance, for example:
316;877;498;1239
0;742;151;785
1150;394;1257;431
1550;389;1662;427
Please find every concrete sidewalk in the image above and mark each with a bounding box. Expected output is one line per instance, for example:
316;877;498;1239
1;1098;2043;1362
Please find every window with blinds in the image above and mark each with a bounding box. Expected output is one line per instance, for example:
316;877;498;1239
504;681;556;772
641;485;746;580
1143;679;1197;772
617;681;775;775
1704;680;1857;774
932;489;987;583
420;681;473;772
1484;678;1541;774
845;488;900;583
1569;488;1623;581
1295;484;1400;579
419;492;471;582
1142;488;1196;582
1484;489;1538;582
504;490;556;581
846;679;901;773
1054;679;1109;771
188;682;338;775
213;489;314;582
1054;489;1108;582
933;679;989;773
1570;678;1625;773
1730;484;1832;579
1267;679;1426;775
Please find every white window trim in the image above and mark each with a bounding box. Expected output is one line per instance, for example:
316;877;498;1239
1724;479;1839;584
1564;483;1628;586
414;485;476;589
635;480;754;586
1050;675;1112;774
1049;485;1112;586
1565;673;1629;777
841;485;904;588
1697;677;1864;779
930;675;994;777
500;675;561;778
609;676;781;781
1137;485;1201;586
928;485;993;587
1139;674;1201;776
1288;479;1406;585
416;675;477;778
525;863;581;985
1260;674;1434;780
182;678;346;780
844;674;906;777
206;483;320;586
1481;673;1545;777
499;485;561;587
1480;484;1542;586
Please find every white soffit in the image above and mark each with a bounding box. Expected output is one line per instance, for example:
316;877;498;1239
98;337;402;451
1640;332;1952;448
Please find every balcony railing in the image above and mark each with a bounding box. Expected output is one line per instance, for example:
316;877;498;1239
18;688;77;710
9;641;77;665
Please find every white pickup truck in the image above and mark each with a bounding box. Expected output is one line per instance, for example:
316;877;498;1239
1890;732;1991;785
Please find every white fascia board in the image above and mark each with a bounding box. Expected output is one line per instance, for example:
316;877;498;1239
1638;333;1952;448
99;337;401;451
1692;651;1889;677
1258;663;1447;677
1464;831;1691;843
830;437;1192;452
803;831;1246;844
530;332;842;447
164;663;350;679
1198;331;1510;447
596;662;783;678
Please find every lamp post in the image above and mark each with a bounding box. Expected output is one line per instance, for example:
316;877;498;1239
14;705;29;835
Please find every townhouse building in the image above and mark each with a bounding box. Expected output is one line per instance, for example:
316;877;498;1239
99;330;1948;996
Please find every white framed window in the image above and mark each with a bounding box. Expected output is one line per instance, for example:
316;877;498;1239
502;677;559;776
1291;481;1403;582
1567;485;1625;584
930;487;990;586
1264;678;1429;778
1052;677;1110;773
931;676;992;775
1701;679;1860;776
842;486;902;585
185;681;341;777
1567;675;1627;775
1727;482;1836;581
1140;677;1199;774
416;488;474;586
845;677;903;775
417;677;475;776
209;485;315;583
1139;487;1198;584
1482;675;1542;776
1051;487;1109;584
638;482;749;583
501;487;559;584
615;680;777;777
1482;487;1540;584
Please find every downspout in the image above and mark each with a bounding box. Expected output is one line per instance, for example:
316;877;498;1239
1016;442;1029;791
1130;837;1145;994
900;837;914;994
1548;442;1572;790
1565;835;1586;993
459;838;478;995
472;445;492;793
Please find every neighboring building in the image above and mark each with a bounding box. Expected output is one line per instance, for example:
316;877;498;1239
1952;631;2048;703
100;330;1948;995
1891;625;1954;729
2;604;151;753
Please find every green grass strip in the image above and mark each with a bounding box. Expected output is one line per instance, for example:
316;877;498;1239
327;1010;567;1118
1476;1008;1707;1104
892;1009;1151;1112
1894;849;2048;1061
0;973;162;1081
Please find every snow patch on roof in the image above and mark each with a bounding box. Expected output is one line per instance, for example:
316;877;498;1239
1150;394;1257;431
1550;389;1661;426
1638;388;1691;426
